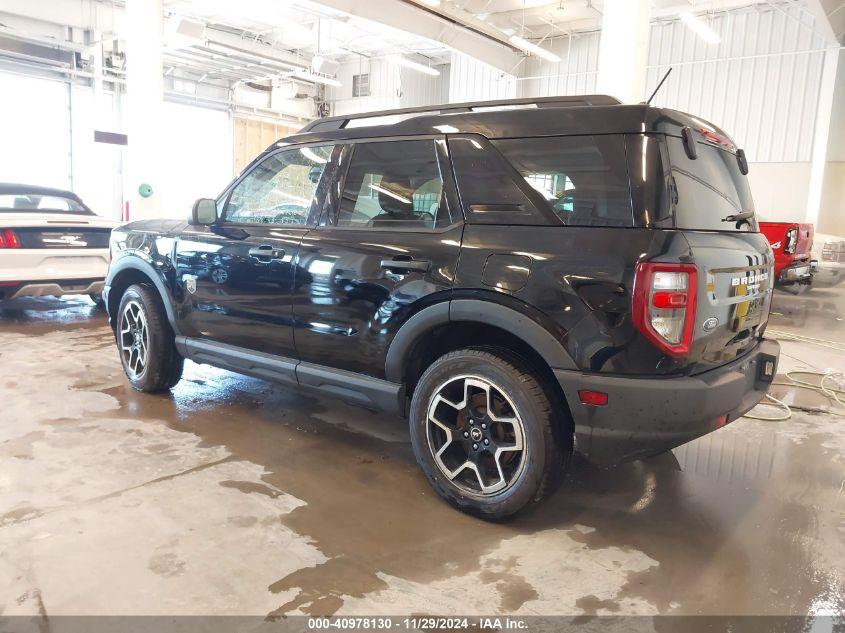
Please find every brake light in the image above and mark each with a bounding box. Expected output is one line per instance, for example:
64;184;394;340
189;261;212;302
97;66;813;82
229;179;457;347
0;229;21;248
633;262;697;358
784;227;798;254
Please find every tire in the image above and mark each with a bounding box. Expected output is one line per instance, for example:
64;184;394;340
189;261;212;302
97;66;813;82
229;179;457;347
116;283;184;392
89;293;105;308
409;348;571;519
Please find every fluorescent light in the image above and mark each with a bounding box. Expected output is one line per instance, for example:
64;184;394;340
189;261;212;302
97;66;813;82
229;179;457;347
387;54;440;77
509;35;561;63
369;183;411;205
292;70;342;87
300;146;328;164
679;11;720;44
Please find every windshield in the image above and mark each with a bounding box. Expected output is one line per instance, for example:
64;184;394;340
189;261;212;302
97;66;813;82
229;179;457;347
0;193;92;214
666;136;756;232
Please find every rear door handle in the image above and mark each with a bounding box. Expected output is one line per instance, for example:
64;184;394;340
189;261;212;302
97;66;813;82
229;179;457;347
380;258;430;272
249;245;285;261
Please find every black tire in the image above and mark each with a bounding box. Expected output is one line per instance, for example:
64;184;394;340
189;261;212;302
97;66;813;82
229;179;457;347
409;348;571;519
89;292;105;308
116;283;184;392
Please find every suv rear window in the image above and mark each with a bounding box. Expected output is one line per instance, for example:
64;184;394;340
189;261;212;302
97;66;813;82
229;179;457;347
666;136;756;232
493;135;633;227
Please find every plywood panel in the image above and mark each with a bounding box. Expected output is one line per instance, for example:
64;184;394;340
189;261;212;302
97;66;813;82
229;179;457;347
233;117;302;174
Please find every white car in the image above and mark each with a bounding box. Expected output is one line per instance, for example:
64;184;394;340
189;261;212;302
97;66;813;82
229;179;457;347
811;232;845;287
0;184;117;304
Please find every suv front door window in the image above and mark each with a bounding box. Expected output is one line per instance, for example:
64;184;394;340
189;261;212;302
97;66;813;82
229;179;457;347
225;145;333;226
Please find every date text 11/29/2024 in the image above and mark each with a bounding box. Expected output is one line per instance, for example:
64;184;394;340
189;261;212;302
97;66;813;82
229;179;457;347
307;617;528;630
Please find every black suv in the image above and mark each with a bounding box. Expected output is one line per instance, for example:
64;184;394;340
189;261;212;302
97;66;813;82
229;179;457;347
105;95;779;518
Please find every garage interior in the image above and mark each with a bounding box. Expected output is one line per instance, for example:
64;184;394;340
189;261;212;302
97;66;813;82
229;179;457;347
1;0;844;625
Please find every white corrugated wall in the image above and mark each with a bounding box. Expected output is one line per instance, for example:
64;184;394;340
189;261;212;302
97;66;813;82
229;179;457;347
504;4;829;165
516;32;601;98
448;51;516;102
327;58;449;115
645;4;828;163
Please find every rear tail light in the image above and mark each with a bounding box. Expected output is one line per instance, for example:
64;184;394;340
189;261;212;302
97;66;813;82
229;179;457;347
0;229;21;248
633;262;697;358
784;227;798;254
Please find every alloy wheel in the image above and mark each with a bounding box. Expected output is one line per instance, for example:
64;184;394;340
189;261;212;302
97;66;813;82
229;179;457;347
119;300;149;379
426;375;527;495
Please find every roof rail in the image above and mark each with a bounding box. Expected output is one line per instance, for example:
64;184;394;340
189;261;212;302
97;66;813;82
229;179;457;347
299;94;621;133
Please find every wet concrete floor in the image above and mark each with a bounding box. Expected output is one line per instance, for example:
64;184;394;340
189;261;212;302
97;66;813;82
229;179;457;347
0;291;843;617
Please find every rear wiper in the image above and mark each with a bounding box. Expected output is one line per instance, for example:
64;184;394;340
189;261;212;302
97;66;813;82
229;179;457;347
722;211;755;227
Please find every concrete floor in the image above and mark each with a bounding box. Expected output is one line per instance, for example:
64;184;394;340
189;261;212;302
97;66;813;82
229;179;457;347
0;288;843;618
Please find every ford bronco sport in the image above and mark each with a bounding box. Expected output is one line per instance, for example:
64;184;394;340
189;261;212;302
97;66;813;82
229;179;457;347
105;95;780;519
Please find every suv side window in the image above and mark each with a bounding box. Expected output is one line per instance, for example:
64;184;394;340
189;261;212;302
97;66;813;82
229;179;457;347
493;135;633;227
224;144;334;225
335;140;447;229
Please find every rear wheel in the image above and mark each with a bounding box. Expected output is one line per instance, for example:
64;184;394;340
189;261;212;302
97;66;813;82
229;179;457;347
409;348;570;519
89;292;105;308
116;284;184;392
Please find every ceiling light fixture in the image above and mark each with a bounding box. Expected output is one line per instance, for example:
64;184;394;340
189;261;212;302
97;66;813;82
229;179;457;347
678;11;720;45
387;54;440;76
508;35;561;63
292;70;342;87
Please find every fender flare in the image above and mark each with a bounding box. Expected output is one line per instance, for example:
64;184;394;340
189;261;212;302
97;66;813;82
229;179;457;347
384;299;576;383
105;255;180;330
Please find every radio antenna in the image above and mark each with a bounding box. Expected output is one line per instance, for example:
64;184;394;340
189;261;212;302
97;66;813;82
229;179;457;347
645;67;672;105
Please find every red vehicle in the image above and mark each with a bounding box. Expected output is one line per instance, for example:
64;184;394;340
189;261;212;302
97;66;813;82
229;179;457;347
759;221;814;288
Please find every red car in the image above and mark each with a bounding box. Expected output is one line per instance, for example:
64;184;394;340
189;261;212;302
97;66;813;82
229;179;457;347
758;221;814;287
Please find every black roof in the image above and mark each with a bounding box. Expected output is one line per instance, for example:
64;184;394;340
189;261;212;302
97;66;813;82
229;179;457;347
0;183;81;200
277;95;734;151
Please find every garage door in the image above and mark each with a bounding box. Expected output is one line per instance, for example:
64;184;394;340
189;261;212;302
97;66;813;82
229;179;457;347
0;72;71;190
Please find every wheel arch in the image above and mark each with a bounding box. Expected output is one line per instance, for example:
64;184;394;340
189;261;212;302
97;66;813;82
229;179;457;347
386;299;577;385
105;257;178;332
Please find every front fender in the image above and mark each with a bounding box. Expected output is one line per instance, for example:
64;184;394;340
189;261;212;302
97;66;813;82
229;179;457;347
105;254;180;333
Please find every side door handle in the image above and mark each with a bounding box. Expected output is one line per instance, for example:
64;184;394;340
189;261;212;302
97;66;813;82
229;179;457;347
380;257;430;272
248;245;285;262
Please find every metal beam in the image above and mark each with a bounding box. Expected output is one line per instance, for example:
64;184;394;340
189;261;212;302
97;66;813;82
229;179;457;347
306;0;520;73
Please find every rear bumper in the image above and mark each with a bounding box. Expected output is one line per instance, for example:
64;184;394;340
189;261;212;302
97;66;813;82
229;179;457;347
554;339;780;465
777;261;813;284
0;279;104;300
0;248;109;283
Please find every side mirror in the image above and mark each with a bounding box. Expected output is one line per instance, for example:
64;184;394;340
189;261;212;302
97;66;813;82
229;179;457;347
190;198;218;225
736;148;749;175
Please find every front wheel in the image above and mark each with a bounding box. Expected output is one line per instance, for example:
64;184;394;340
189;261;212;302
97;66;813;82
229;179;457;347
116;284;184;392
409;348;571;519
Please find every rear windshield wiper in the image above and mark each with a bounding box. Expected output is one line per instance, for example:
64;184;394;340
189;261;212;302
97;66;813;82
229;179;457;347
722;211;755;227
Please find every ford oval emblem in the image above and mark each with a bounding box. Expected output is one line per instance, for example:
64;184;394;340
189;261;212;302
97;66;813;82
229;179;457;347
702;317;719;332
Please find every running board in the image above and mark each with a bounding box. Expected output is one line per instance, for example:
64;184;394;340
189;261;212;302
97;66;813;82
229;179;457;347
175;337;403;414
